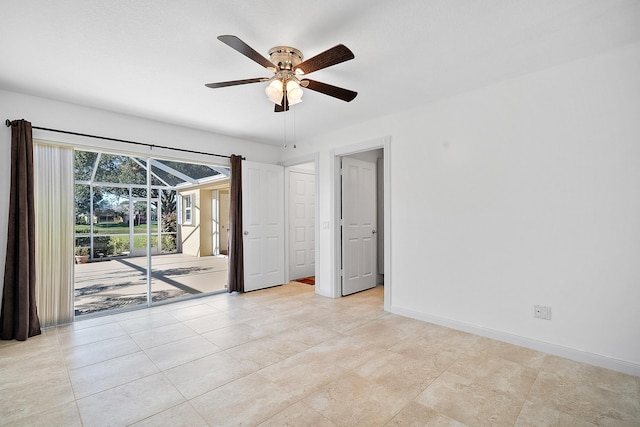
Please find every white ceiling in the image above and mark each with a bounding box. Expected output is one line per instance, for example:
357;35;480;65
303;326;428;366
2;0;640;146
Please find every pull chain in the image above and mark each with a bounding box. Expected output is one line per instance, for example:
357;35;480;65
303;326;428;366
283;101;287;148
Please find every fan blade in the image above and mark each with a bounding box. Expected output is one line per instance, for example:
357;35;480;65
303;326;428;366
303;79;357;102
275;93;289;112
205;78;267;89
294;44;354;75
217;35;275;69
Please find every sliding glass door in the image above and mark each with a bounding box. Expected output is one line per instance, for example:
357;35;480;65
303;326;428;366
73;149;230;317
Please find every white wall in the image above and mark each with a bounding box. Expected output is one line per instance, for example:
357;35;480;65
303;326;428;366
282;42;640;374
0;89;280;304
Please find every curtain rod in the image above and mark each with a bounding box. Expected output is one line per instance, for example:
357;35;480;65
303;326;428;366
5;119;243;160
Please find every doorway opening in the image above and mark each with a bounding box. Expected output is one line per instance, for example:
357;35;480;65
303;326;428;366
334;137;390;306
339;150;383;295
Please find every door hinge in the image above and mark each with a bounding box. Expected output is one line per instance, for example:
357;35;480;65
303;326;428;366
340;269;344;277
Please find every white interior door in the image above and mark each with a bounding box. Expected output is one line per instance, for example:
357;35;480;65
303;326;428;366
289;170;315;280
341;157;377;295
243;161;285;292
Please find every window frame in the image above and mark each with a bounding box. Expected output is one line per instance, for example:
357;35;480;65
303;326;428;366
182;194;193;225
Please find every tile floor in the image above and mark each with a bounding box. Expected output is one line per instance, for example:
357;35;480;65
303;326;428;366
1;282;638;426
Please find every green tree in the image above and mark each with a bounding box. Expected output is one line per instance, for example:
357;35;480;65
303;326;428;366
74;150;98;181
75;151;100;223
161;190;176;216
75;184;92;224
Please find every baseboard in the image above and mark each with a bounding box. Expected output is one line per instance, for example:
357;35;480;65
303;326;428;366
388;305;640;377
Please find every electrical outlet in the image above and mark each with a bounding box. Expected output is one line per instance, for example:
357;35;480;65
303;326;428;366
534;305;552;320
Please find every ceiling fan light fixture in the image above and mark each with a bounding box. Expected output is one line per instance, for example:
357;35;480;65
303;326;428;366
207;36;357;112
265;79;284;105
286;80;303;104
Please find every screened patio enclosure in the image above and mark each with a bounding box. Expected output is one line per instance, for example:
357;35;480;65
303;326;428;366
74;149;230;316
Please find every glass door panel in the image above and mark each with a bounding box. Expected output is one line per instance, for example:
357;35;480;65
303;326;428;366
74;150;230;316
150;161;229;304
73;156;149;316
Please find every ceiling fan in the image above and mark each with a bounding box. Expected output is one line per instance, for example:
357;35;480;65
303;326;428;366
205;35;357;112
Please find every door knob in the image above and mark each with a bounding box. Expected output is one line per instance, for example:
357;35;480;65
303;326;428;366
372;229;377;234
244;231;249;235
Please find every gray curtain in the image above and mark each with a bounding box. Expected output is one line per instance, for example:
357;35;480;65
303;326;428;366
1;119;41;340
227;154;244;293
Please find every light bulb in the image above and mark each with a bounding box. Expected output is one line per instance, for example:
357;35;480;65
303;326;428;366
265;80;284;105
286;80;303;105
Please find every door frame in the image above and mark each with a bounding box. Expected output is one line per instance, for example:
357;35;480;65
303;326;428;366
211;189;219;255
283;153;320;288
333;136;391;310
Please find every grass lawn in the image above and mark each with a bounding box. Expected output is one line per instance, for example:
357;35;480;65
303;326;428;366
75;222;176;254
76;222;158;234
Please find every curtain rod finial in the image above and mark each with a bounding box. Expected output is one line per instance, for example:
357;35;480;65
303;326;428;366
5;119;12;127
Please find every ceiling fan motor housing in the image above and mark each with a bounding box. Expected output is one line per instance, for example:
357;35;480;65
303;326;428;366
268;46;303;72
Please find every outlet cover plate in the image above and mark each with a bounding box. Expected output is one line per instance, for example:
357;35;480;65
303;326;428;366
534;305;552;320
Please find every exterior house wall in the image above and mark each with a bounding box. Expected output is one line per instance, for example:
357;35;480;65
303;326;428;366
180;190;201;257
178;180;230;257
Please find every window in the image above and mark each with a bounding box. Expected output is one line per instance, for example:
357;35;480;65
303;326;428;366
183;194;193;225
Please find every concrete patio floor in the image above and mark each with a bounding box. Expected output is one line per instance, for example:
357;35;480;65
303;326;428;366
74;253;228;316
